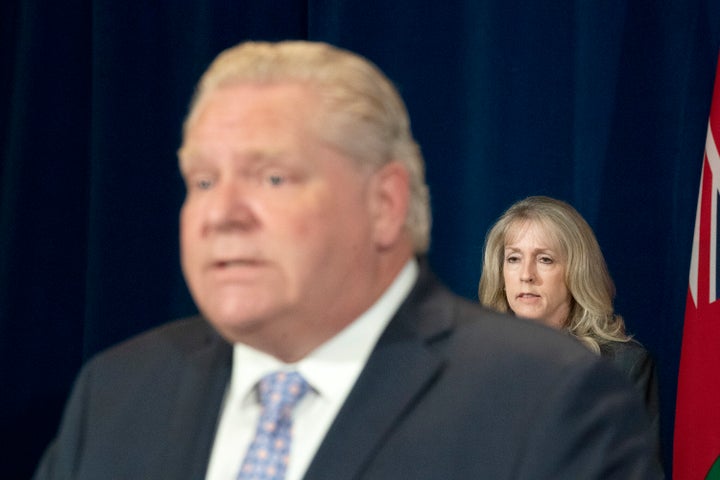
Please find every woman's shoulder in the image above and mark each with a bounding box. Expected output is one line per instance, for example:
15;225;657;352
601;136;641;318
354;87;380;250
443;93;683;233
600;339;655;379
600;338;648;359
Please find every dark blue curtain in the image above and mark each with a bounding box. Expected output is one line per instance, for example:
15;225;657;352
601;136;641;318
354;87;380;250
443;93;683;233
2;1;719;477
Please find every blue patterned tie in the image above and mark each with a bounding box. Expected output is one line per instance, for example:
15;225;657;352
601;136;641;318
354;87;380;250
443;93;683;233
237;371;309;480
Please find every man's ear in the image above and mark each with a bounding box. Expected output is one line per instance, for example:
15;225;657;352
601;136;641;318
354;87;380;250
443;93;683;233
368;161;410;249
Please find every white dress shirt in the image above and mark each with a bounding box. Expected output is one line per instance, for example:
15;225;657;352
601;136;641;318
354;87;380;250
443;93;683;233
205;259;419;480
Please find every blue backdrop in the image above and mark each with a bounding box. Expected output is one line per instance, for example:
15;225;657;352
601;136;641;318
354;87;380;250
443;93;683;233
2;1;719;477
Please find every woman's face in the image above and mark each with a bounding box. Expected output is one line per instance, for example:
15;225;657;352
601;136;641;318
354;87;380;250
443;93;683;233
502;221;572;329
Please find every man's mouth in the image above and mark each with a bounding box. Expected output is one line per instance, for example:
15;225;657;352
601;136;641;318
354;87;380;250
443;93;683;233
213;258;261;268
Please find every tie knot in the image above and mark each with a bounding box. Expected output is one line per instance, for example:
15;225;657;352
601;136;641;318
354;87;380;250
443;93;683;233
258;371;309;412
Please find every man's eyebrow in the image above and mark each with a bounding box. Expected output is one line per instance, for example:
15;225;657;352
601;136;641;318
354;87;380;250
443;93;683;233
177;148;289;172
177;148;202;172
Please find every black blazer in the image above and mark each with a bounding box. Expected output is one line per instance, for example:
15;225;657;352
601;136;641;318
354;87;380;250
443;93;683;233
601;339;662;461
34;266;662;479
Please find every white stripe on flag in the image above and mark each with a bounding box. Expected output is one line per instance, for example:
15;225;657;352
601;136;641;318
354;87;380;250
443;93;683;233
708;126;718;303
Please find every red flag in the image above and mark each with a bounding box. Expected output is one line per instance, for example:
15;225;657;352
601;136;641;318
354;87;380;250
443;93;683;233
674;51;720;480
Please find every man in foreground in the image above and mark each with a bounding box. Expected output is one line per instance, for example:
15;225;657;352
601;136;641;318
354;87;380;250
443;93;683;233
34;40;661;479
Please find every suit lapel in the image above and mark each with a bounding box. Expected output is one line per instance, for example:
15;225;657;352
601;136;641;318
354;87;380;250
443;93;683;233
303;265;452;480
157;323;232;479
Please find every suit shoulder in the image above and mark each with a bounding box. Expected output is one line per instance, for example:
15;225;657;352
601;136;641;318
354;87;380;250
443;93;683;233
85;316;228;371
405;273;596;370
454;301;595;366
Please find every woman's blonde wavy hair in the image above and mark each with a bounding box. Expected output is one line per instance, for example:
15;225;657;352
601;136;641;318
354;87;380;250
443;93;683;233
478;196;629;354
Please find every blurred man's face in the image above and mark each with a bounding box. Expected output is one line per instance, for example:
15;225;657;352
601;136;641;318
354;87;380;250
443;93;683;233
178;83;385;357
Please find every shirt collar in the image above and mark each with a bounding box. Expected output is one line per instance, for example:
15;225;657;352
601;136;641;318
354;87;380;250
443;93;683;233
230;258;419;405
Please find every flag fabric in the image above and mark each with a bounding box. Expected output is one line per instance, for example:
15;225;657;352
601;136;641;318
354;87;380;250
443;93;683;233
674;51;720;480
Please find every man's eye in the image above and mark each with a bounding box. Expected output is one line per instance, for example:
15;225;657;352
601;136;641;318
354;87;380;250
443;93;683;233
267;174;285;186
194;178;214;190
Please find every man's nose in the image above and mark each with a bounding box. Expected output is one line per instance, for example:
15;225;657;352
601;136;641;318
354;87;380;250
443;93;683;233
205;180;258;232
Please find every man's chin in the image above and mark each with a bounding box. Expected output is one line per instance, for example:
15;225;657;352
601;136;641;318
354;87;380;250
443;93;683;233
202;308;271;339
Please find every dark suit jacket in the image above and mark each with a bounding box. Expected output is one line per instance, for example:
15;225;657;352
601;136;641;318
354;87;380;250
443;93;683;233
601;339;662;463
34;266;661;479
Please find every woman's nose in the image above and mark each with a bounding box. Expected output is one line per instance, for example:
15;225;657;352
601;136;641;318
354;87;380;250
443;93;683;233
520;263;535;283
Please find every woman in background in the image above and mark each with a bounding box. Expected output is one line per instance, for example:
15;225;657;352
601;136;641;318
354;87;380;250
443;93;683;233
478;196;660;450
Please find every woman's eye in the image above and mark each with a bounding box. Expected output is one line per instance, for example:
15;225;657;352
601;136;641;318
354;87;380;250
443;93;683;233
539;256;553;264
505;255;519;263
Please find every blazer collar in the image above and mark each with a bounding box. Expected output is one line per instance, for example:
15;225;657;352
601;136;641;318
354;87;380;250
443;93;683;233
157;321;232;479
303;261;453;480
